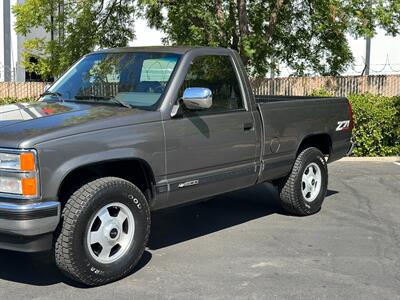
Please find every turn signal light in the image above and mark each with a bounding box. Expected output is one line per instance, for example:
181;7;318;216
20;152;36;171
22;177;37;196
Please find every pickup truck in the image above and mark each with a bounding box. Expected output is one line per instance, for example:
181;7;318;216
0;46;353;286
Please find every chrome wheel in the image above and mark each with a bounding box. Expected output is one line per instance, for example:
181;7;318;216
87;202;135;264
301;162;322;202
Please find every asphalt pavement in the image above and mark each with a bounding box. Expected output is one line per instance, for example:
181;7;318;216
0;161;399;300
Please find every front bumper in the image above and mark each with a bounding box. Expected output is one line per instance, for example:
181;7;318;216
0;201;60;236
0;201;60;252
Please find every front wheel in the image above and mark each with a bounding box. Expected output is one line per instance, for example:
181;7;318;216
277;147;328;216
55;177;151;286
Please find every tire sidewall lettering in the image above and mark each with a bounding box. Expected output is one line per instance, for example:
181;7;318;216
128;194;142;210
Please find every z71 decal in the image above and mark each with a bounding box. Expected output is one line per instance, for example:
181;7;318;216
336;120;350;131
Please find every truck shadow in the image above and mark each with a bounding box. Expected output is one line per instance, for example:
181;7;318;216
0;248;152;288
148;182;284;249
150;184;343;250
0;183;337;287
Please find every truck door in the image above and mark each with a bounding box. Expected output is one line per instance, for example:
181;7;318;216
163;54;259;207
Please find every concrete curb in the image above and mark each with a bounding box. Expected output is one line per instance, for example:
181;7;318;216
338;157;400;162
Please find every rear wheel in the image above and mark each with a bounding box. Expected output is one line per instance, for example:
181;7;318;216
55;177;150;286
277;147;328;216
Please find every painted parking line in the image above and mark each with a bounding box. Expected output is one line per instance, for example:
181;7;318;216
393;161;400;166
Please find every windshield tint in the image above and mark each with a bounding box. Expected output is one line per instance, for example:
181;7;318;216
46;52;181;110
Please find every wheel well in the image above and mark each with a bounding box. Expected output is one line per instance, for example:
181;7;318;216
58;159;155;205
297;134;332;157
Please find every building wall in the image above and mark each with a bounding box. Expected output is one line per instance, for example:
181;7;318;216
0;0;4;81
0;0;49;82
0;0;10;81
11;0;24;82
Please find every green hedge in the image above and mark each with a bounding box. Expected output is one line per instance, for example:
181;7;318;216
1;95;399;156
349;94;399;157
0;97;34;105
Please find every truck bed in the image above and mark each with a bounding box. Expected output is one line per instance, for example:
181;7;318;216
254;94;352;183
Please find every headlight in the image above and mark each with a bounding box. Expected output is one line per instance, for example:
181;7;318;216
0;150;39;198
0;176;23;194
0;153;21;170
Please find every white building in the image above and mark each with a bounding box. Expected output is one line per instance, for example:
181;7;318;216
0;0;48;82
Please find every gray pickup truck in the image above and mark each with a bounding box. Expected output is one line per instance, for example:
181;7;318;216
0;47;353;285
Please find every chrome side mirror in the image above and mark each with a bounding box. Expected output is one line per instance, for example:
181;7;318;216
182;87;212;110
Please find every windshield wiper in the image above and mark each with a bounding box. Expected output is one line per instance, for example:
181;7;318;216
74;95;133;108
40;91;64;102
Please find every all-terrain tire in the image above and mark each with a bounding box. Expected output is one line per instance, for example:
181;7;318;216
54;177;151;286
277;147;328;216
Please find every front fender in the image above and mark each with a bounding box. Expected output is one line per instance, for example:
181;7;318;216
35;124;165;201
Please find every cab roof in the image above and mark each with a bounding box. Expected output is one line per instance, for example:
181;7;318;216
92;46;230;55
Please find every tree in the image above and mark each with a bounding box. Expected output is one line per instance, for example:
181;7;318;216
13;0;135;80
139;0;400;77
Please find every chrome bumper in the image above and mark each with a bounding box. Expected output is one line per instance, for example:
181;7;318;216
0;201;60;236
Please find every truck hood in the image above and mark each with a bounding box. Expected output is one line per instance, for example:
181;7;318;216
0;101;161;148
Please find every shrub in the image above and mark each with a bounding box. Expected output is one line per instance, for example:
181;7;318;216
349;94;399;157
0;97;34;105
308;88;334;97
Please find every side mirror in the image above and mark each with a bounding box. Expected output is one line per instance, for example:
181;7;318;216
182;87;212;110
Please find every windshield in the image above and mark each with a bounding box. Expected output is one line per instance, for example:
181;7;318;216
45;52;181;110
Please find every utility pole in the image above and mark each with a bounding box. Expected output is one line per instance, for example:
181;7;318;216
364;37;371;76
271;57;277;79
363;0;372;76
270;57;277;96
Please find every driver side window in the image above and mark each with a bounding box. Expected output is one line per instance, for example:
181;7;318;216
180;55;244;113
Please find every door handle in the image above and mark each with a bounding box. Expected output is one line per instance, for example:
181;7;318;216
243;122;254;131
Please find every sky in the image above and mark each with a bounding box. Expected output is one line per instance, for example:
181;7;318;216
130;17;400;77
346;29;400;75
129;18;165;47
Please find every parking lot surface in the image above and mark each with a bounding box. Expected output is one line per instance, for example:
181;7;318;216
0;161;399;300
